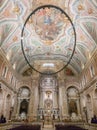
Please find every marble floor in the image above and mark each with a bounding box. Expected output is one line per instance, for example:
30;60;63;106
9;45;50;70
42;127;54;130
43;128;54;130
42;124;54;130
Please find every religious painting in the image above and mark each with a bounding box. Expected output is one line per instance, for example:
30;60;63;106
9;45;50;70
44;99;53;110
69;100;77;115
32;7;67;44
19;99;28;114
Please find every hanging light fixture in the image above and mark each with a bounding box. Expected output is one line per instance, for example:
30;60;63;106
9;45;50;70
21;5;76;75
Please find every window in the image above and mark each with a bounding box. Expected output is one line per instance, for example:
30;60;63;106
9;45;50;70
11;75;13;84
43;63;54;67
2;66;8;78
90;65;95;77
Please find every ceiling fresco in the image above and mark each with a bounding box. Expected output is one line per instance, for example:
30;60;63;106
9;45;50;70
0;0;97;75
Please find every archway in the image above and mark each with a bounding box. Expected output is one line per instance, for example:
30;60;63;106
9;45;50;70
19;99;29;120
67;86;81;121
17;86;30;120
38;74;59;122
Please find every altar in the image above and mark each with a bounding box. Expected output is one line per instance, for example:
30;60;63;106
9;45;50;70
37;75;60;123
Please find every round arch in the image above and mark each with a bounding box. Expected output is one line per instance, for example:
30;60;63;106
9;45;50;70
17;86;31;120
66;86;81;121
18;86;31;96
66;84;80;92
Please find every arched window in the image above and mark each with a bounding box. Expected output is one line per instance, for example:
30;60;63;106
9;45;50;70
90;65;95;77
10;75;13;84
2;66;8;78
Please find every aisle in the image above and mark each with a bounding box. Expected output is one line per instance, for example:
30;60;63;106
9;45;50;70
43;128;54;130
42;124;54;130
42;126;54;130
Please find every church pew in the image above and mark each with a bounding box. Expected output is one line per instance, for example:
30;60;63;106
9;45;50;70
8;125;41;130
55;125;87;130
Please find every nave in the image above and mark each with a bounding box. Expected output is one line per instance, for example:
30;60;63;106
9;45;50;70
0;0;97;130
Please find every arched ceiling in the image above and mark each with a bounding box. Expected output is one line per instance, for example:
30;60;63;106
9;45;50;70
0;0;97;76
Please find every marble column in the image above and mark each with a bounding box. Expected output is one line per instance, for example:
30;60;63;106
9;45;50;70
33;85;39;120
12;93;18;119
0;92;3;115
93;97;97;115
16;98;22;119
59;86;63;120
76;98;81;118
80;95;86;121
28;89;34;121
2;91;6;116
53;90;58;108
39;90;44;108
63;92;69;119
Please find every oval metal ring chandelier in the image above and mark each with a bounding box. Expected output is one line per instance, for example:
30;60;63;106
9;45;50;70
21;5;76;75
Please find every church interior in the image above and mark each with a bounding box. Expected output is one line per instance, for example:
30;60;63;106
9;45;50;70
0;0;97;130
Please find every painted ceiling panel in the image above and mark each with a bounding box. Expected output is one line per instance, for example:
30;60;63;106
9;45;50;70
0;0;97;75
83;21;97;45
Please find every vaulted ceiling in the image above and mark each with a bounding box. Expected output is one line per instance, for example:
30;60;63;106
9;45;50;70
0;0;97;76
